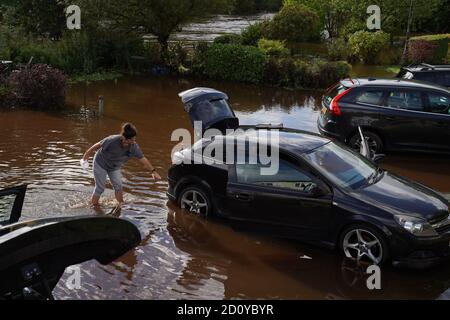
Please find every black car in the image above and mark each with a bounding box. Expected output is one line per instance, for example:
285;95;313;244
397;64;450;88
168;87;450;269
0;185;141;299
317;78;450;154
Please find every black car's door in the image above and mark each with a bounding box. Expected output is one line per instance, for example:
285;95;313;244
0;185;27;226
225;156;333;240
421;90;450;151
380;88;428;150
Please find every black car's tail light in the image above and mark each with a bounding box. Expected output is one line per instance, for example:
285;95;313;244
330;87;353;116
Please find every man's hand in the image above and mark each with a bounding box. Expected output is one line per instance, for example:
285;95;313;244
152;171;162;180
139;157;162;180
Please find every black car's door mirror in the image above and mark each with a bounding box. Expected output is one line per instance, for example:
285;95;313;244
306;183;327;197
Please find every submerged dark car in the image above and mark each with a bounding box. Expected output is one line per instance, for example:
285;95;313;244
0;185;141;299
168;87;450;269
317;78;450;154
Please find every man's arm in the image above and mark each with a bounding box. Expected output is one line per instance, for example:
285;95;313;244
83;142;102;161
139;157;162;180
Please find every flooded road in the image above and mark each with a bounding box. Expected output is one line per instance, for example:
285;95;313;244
1;76;450;300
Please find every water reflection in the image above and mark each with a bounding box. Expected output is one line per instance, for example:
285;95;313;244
1;75;450;299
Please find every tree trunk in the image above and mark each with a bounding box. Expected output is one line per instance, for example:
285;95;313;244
401;0;414;65
158;36;170;63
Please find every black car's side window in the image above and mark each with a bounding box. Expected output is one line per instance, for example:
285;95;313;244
0;194;17;223
236;159;316;193
354;90;385;105
386;90;424;111
427;93;450;114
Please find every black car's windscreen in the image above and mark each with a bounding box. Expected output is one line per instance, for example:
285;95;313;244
304;142;377;189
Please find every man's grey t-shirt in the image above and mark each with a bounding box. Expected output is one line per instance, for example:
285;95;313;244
94;135;144;172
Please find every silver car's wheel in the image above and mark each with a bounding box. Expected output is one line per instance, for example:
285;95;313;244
342;228;384;265
179;188;210;217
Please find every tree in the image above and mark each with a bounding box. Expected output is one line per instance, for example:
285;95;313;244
285;0;447;38
80;0;232;53
10;0;69;39
267;3;320;42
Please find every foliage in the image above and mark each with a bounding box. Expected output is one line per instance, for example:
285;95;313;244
348;30;390;64
409;34;450;64
257;38;290;57
214;33;243;45
263;56;351;88
4;29;146;74
285;0;448;38
267;3;320;42
10;0;68;39
78;0;232;51
7;64;66;108
327;38;351;61
204;43;266;83
241;21;270;46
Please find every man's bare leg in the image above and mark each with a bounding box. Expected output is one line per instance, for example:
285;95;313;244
90;194;100;207
115;191;124;206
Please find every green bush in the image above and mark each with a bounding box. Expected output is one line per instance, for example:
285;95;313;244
348;30;390;64
409;34;450;64
257;38;290;58
204;43;266;83
214;33;242;45
241;21;270;46
262;56;351;89
266;3;320;42
327;38;351;61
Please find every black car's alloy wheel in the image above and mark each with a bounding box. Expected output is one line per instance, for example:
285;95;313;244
179;186;211;217
349;132;383;155
340;225;388;265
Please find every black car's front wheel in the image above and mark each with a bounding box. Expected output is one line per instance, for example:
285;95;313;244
349;131;383;155
178;186;212;217
340;224;389;265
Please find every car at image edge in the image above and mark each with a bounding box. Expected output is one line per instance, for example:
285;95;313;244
318;78;450;154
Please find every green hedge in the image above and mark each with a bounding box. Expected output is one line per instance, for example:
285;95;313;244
204;44;266;83
263;57;351;89
409;34;450;64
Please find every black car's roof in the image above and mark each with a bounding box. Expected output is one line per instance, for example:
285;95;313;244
210;128;331;155
341;78;450;92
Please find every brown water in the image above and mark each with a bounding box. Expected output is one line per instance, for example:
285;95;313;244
1;76;450;300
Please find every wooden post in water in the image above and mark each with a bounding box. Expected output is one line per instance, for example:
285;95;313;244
98;95;104;116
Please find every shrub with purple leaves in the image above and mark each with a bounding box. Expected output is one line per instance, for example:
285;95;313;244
408;40;437;64
8;64;66;109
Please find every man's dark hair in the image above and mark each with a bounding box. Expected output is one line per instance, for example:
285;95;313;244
121;123;138;139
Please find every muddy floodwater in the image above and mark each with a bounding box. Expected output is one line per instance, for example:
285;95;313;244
1;76;450;300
